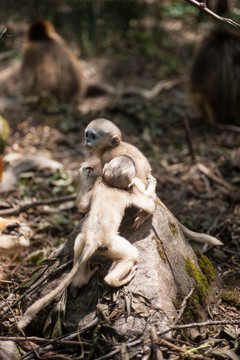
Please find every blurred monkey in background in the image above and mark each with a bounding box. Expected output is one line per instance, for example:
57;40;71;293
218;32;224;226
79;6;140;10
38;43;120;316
189;28;240;125
20;19;86;102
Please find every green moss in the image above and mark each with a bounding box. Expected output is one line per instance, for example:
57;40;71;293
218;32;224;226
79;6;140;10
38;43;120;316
174;294;203;323
168;221;178;236
197;251;216;283
219;287;240;309
152;235;166;261
185;258;210;304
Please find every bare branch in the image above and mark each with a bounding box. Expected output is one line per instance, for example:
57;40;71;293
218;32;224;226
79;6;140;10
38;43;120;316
185;0;240;27
0;27;7;39
0;194;76;216
158;318;240;336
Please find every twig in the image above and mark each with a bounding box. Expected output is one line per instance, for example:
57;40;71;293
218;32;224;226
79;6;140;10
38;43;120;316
156;337;186;353
89;78;181;100
183;112;196;164
0;194;76;216
121;78;181;99
184;0;240;27
156;338;211;359
158;319;240;337
0;293;14;311
197;163;235;191
173;288;194;325
207;209;225;235
0;27;7;39
151;328;164;360
219;124;240;133
0;336;88;347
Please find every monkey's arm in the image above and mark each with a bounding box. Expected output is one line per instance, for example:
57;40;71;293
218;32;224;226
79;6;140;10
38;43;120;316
76;167;98;213
76;190;92;213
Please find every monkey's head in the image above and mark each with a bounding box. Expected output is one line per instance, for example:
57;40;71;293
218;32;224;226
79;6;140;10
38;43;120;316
85;118;122;153
103;155;136;190
28;19;55;42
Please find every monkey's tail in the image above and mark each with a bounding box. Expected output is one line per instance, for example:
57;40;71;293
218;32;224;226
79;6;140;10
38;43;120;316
156;197;223;246
18;244;97;330
17;263;79;330
178;223;223;246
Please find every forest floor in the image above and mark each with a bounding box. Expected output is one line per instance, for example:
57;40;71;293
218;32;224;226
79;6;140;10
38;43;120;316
0;3;240;359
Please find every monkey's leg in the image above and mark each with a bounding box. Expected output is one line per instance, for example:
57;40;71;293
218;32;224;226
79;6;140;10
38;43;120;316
131;176;157;229
76;191;92;213
72;233;98;288
73;232;86;261
103;235;138;287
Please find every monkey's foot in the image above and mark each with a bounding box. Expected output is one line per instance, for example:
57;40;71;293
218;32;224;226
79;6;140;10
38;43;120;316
132;211;151;230
124;264;138;283
105;265;138;287
72;262;99;288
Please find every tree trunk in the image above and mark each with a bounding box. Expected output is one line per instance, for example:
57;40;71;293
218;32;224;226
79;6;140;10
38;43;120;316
17;205;221;351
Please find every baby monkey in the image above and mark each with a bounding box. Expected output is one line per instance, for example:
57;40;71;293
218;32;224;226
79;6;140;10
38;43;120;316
83;118;223;246
18;155;156;330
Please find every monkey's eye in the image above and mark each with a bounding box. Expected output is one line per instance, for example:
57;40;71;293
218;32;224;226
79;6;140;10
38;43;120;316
86;130;98;142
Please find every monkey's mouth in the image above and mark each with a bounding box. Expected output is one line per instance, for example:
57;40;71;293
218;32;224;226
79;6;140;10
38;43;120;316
85;143;93;150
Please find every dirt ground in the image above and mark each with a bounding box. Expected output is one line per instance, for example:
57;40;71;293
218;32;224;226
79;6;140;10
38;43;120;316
0;2;240;359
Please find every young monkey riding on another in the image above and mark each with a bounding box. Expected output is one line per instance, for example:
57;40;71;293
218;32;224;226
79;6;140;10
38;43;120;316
18;155;156;330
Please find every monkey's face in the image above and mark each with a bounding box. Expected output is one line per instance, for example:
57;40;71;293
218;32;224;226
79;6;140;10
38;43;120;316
85;130;99;151
85;129;120;153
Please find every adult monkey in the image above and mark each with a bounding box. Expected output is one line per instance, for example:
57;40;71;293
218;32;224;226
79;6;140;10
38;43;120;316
82;118;223;245
20;19;86;102
18;155;156;330
189;28;240;125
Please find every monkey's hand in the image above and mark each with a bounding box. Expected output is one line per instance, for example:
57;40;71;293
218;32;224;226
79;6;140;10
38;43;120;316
79;165;94;177
77;166;97;213
145;174;157;200
132;211;151;230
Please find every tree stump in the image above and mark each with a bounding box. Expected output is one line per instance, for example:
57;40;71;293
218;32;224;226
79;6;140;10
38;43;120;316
17;204;221;353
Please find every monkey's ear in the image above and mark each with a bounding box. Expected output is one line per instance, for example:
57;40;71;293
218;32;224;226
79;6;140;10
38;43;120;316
111;135;120;147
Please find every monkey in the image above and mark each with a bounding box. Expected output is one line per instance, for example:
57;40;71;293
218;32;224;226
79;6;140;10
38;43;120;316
82;118;223;245
18;155;157;330
189;28;240;125
19;19;86;102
